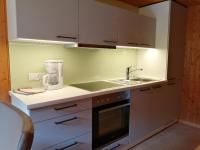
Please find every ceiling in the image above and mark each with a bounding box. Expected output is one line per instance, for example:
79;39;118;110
117;0;200;7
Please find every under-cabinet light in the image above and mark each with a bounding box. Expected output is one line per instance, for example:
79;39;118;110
116;45;156;50
16;38;78;46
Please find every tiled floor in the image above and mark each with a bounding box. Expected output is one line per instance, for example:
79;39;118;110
130;123;200;150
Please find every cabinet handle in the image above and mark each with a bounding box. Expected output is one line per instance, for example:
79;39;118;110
54;104;77;111
127;42;139;45
55;141;78;150
152;85;162;89
56;35;77;40
139;43;152;47
103;40;117;44
55;117;78;125
140;87;151;92
109;144;121;150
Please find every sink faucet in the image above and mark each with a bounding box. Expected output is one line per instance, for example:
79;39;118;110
126;66;143;80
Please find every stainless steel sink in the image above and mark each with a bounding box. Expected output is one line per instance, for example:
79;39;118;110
110;78;156;85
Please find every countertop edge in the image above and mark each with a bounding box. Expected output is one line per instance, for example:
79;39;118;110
10;80;167;110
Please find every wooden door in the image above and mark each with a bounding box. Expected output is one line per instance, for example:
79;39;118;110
0;0;10;102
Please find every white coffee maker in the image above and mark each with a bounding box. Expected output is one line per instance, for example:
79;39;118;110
43;60;64;90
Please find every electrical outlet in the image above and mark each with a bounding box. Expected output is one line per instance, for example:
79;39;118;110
29;73;45;81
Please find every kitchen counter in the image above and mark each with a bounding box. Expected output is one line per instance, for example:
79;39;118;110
10;79;167;110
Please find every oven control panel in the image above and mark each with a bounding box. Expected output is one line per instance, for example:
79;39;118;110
92;90;131;107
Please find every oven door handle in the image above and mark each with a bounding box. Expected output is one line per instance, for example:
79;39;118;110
99;103;130;114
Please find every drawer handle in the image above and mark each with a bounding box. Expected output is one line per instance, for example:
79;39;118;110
54;104;77;111
103;40;117;44
152;85;162;89
55;141;78;150
140;87;151;92
110;144;121;150
55;117;78;125
56;35;77;40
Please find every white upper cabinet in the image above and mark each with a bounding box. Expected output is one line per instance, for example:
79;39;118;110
7;0;78;42
7;0;156;47
118;9;156;48
117;9;140;47
138;15;156;48
79;0;118;47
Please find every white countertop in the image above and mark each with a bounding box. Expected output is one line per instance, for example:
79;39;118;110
10;80;167;110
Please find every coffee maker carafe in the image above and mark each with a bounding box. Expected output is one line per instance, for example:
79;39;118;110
43;60;64;90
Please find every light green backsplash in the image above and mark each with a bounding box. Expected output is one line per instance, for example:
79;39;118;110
9;42;137;89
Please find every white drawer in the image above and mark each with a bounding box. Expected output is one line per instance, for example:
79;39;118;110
100;136;129;150
30;98;92;123
32;109;92;150
45;132;92;150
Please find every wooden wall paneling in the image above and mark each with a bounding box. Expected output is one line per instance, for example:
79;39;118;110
0;0;11;102
117;0;163;7
181;5;200;125
176;0;200;6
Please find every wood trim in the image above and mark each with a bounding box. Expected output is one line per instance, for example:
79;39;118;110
0;0;11;102
173;0;188;7
139;1;188;8
139;0;167;8
118;0;199;7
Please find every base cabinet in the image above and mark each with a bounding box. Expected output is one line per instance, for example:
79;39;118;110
32;110;91;150
130;86;153;144
30;99;92;150
151;84;168;130
130;81;181;145
164;80;181;123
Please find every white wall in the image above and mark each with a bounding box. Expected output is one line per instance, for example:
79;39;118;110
137;1;170;80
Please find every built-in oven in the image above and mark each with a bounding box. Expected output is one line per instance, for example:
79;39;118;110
92;90;131;149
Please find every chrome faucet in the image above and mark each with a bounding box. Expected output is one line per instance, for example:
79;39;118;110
126;66;143;80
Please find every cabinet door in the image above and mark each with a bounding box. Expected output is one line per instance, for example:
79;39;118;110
117;9;140;47
130;87;153;144
164;80;181;123
151;84;168;130
79;0;118;46
139;15;156;48
10;0;78;42
167;1;187;80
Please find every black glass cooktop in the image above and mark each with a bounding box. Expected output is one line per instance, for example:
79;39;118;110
70;81;122;92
